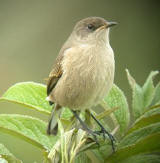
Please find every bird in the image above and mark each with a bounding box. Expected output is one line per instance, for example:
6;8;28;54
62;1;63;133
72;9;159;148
46;16;117;150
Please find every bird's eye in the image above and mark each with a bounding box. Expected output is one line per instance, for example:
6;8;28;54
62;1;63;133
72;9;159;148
87;24;95;30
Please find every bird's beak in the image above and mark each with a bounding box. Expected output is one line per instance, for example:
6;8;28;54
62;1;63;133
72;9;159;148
96;21;117;32
107;21;118;28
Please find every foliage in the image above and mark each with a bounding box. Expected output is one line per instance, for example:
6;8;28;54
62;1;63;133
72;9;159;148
0;69;160;162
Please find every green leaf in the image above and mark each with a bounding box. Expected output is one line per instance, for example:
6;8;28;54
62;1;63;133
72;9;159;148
142;71;159;108
75;153;91;163
119;154;160;163
141;106;160;119
0;143;22;163
0;114;57;150
126;70;158;119
127;107;160;134
132;85;144;119
96;106;119;120
132;86;144;119
127;114;160;134
105;133;160;163
0;155;22;163
0;143;13;156
91;144;113;162
0;82;51;114
119;122;160;148
151;82;160;105
61;108;73;121
48;121;98;163
126;69;144;119
104;84;130;134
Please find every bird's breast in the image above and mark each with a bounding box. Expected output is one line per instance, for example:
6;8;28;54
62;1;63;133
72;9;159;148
53;44;115;109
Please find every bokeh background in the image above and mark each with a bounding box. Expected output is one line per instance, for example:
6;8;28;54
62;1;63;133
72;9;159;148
0;0;160;162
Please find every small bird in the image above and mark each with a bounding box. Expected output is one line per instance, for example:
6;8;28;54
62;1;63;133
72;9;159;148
46;17;117;150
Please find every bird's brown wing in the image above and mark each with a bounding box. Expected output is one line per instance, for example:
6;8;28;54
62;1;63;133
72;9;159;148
47;40;73;96
47;53;64;96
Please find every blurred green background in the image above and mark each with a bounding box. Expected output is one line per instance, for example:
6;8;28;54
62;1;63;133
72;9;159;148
0;0;160;162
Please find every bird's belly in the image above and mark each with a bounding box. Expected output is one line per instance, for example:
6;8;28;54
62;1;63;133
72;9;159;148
52;46;115;110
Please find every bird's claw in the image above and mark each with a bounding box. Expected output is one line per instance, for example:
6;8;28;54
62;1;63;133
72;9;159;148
93;128;116;152
94;129;115;141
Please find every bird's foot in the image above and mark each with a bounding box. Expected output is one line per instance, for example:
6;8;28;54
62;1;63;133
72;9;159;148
85;128;99;145
94;128;116;152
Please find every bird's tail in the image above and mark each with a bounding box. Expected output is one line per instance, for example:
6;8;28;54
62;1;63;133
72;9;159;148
47;104;62;135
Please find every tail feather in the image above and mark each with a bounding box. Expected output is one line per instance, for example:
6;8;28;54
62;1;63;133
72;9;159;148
47;104;62;135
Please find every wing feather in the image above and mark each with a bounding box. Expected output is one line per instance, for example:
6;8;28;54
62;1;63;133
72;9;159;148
47;54;63;96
